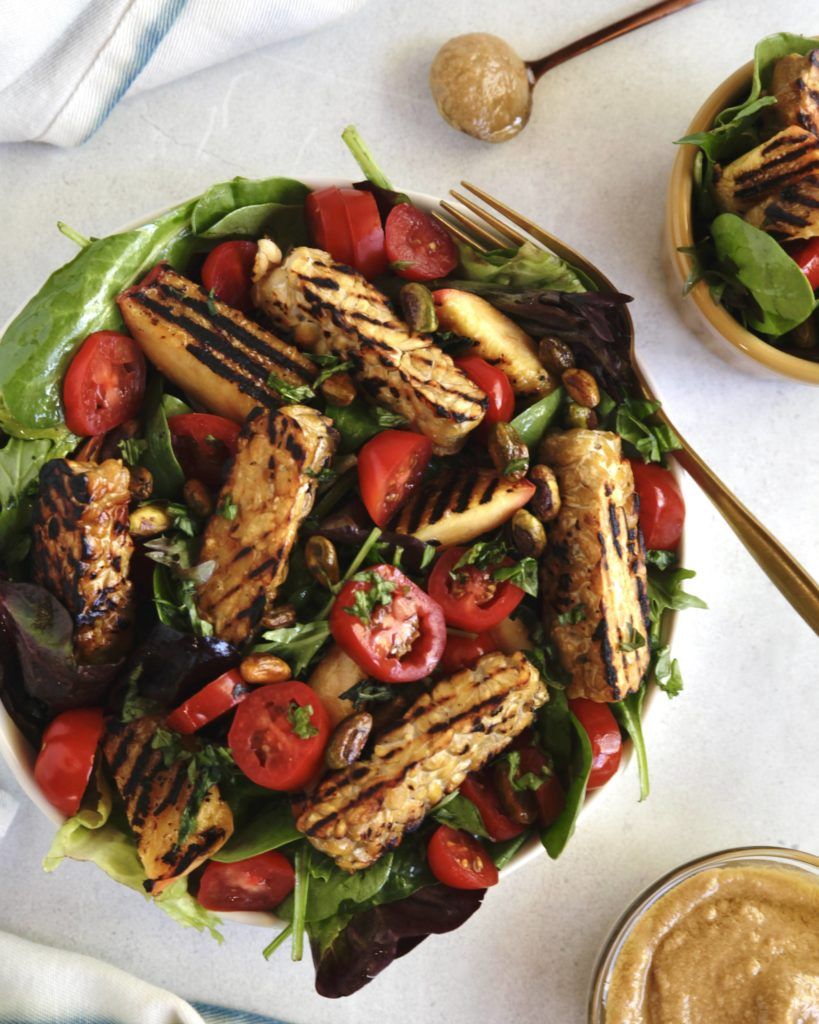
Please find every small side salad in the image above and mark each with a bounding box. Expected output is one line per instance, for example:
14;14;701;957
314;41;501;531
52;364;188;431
678;32;819;360
0;128;704;998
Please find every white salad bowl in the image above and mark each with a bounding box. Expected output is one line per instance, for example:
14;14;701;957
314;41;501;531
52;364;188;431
0;182;683;927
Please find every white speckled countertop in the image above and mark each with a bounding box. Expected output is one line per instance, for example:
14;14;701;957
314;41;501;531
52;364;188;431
1;1;817;1021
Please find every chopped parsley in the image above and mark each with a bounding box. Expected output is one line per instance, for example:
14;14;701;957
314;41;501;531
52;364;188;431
267;371;315;403
217;494;238;520
343;570;397;624
652;643;684;697
620;623;646;653
493;557;539;598
556;603;587;626
207;287;218;316
310;353;353;388
505;750;551;792
118;437;147;466
287;700;319;739
340;679;396;710
645;549;676;571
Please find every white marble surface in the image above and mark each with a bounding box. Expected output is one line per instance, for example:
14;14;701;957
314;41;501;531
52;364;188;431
1;1;818;1021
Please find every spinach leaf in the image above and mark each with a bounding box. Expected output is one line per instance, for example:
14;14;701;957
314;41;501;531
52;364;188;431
537;684;573;772
141;379;191;498
190;176;309;240
611;686;649;802
326;400;408;453
0;434;76;564
278;851;394;924
432;792;491;839
254;620;331;676
510;387;563;449
615;398;681;463
488;832;530;869
0;199;196;439
455;240;586;293
290;845;311;961
212;801;300;862
540;711;592;859
711;214;816;337
647;565;707;644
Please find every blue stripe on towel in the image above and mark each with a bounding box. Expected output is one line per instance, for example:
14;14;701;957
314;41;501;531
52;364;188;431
85;0;190;141
193;1004;289;1024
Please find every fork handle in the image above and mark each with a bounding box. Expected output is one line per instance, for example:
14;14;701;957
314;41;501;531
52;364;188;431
528;0;702;82
671;442;819;635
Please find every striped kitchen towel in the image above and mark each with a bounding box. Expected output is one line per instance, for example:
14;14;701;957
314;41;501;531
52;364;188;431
0;0;368;146
0;930;287;1024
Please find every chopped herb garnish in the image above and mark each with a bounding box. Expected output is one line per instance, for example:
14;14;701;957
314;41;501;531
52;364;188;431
616;398;681;464
645;548;676;571
118;437;148;466
454;538;538;596
204;433;219;445
207;287;218;316
287;700;319;739
340;679;396;709
305;466;336;483
343;570;397;624
505;750;551;792
493;556;539;598
391;260;413;271
267;372;315;403
504;458;528;477
556;603;587;626
217;494;238;520
620;623;646;653
652;643;684;697
310;354;353;388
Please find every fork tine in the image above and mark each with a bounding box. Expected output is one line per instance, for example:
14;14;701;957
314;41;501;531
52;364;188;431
449;190;528;248
439;200;507;249
430;211;489;254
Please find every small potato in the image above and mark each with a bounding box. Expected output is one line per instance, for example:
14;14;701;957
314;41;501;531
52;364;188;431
129;505;171;538
308;644;366;728
239;653;291;685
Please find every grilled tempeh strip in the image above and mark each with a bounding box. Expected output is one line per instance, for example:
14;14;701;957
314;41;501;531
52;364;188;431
713;126;819;214
196;404;337;644
744;172;819;241
102;716;232;890
32;458;134;664
252;246;487;455
389;468;534;548
539;429;650;702
770;49;819;136
298;651;546;871
117;264;317;423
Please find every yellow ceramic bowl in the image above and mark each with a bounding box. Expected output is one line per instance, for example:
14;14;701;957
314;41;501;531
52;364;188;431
666;60;819;385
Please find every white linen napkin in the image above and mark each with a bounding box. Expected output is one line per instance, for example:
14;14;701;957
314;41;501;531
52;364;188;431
0;930;286;1024
0;0;368;147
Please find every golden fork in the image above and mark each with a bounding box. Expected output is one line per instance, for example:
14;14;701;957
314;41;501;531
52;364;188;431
434;183;819;636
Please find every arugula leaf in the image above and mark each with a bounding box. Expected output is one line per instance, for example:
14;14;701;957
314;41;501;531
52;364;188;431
652;643;684;698
541;711;592;859
255;620;331;675
711;214;816;337
647;565;707;644
0;434;77;563
432;792;491;839
616;398;681;463
267;372;315;403
611;686;649;801
288;700;319;739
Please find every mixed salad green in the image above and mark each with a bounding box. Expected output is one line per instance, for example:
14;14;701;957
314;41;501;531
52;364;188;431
0;129;704;997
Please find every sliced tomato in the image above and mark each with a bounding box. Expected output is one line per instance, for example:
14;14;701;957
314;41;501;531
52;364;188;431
34;707;104;817
197;851;295;912
168;413;240;489
63;331;146;437
385;204;459;281
340;187;387;278
629;460;685;551
427;825;498;889
569;698;622;790
306;186;354;265
228;681;330;791
329;564;446;683
460;774;524;842
427;546;525;632
453;355;513;437
438;631;495;674
786;236;819;289
357;429;432;527
201;241;257;314
166;669;249;735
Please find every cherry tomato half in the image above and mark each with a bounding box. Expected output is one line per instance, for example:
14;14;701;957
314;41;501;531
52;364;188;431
453;355;514;437
385;203;459;281
306;186;355;266
34;707;104;817
427;547;525;632
166;669;249;735
201;241;258;314
228;681;330;791
785;236;819;289
460;774;524;842
357;429;432;527
168;413;240;489
438;631;496;675
427;825;498;889
569;698;622;790
63;331;146;437
197;851;295;912
341;187;388;279
330;564;446;683
514;746;565;827
629;460;685;552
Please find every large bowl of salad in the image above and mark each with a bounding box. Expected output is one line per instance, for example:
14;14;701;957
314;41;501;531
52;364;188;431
0;128;703;998
667;32;819;384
